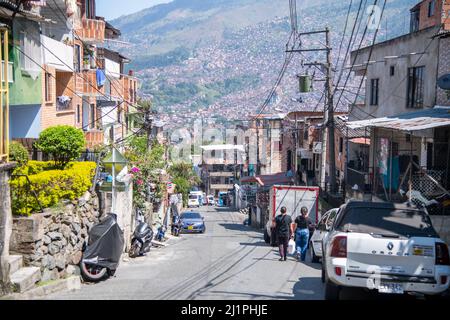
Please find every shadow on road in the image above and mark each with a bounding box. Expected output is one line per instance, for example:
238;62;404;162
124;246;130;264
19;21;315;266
292;277;324;300
239;241;271;247
219;223;249;232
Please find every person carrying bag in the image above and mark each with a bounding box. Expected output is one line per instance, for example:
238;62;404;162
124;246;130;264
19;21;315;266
293;206;313;262
273;206;294;261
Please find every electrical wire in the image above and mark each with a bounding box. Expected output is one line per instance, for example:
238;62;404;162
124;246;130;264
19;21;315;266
10;42;125;131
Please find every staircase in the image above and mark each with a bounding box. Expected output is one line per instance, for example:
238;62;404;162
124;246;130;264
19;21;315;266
7;255;41;293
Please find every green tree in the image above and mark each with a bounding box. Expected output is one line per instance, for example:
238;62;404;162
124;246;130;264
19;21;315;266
35;125;85;169
9;141;29;167
168;162;201;205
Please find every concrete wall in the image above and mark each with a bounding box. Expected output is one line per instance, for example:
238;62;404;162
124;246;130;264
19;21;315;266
10;19;43;107
9;105;41;139
350;26;441;121
0;163;15;295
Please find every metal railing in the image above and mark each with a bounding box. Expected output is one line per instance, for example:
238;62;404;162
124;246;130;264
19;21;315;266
56;97;73;112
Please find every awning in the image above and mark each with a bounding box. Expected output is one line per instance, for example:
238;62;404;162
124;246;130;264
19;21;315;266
349;137;371;145
347;106;450;131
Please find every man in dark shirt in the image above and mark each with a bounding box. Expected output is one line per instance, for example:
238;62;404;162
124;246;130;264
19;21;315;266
274;206;293;261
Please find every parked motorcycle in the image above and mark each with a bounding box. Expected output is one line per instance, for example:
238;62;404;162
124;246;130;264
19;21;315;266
171;214;181;237
80;213;124;282
129;209;154;258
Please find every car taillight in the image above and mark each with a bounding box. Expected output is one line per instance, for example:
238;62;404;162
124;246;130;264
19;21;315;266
335;267;342;276
436;242;450;265
441;276;448;285
330;236;347;258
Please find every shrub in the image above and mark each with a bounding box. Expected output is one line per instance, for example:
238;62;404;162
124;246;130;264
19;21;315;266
35;125;86;169
10;161;96;216
9;141;29;166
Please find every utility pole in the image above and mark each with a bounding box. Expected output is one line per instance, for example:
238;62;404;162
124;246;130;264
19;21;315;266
143;108;153;152
286;27;337;194
325;28;337;194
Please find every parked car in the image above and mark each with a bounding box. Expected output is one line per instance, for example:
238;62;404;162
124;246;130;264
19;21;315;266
309;208;339;263
322;201;450;300
180;211;206;233
207;195;215;206
188;194;200;208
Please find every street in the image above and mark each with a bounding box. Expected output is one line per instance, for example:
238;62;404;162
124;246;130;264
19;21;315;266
47;206;324;300
45;206;429;301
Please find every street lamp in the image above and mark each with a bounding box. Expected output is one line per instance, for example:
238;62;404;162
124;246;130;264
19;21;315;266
103;147;128;213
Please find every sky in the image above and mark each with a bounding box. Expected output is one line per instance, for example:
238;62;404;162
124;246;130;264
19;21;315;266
97;0;172;20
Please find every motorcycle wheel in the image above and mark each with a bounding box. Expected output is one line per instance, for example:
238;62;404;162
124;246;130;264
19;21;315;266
80;262;108;282
129;240;142;258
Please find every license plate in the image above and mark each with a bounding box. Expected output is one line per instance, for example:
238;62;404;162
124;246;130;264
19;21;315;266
188;226;194;230
378;282;404;294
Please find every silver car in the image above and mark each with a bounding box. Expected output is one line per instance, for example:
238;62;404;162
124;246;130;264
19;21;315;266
309;208;339;263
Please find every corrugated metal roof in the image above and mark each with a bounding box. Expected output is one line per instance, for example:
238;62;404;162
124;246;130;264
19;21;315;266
347;107;450;131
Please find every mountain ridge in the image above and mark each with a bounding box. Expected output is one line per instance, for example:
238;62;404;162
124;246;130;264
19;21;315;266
110;0;418;126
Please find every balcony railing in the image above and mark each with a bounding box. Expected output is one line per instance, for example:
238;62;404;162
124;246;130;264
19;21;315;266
76;18;106;43
56;96;73;112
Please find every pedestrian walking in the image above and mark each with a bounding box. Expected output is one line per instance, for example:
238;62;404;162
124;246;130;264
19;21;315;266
273;206;294;261
293;206;313;262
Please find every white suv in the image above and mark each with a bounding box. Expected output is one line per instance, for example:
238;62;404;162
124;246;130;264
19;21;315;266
322;201;450;300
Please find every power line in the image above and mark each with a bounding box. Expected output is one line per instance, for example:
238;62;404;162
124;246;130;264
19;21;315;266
334;0;380;111
47;0;137;109
11;42;124;131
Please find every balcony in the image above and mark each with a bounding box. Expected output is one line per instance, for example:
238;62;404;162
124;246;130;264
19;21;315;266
41;35;74;72
76;18;106;43
56;96;73;112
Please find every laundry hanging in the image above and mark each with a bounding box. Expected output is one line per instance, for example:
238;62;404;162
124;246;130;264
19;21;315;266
96;69;106;87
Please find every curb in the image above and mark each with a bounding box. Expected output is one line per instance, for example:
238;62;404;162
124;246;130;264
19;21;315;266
1;276;81;300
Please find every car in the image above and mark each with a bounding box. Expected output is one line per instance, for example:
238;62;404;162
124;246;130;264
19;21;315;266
322;201;450;300
180;211;206;233
188;194;200;208
309;208;339;263
207;195;215;206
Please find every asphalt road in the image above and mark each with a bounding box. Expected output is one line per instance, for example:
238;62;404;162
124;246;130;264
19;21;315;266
47;206;325;300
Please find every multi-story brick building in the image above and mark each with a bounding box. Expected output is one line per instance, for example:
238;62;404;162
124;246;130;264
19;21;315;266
1;0;138;153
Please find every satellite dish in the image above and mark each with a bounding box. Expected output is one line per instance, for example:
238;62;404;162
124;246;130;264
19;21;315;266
438;74;450;90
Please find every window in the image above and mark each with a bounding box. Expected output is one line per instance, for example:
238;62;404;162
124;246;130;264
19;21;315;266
44;72;51;102
84;0;96;19
407;66;425;108
370;79;379;106
410;9;420;32
428;0;436;17
74;44;81;73
90;104;95;129
77;105;81;123
390;66;395;76
339;137;344;153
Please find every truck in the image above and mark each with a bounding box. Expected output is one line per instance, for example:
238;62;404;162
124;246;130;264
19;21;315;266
263;185;320;246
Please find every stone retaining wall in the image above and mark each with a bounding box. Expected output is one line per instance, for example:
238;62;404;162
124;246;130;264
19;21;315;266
9;192;102;282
